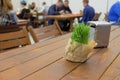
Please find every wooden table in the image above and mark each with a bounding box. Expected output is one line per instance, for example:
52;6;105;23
17;20;30;29
0;26;120;80
46;14;82;34
18;19;29;25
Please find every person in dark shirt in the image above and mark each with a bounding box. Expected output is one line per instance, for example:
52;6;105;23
60;0;72;14
17;1;30;19
79;0;95;24
48;0;64;25
59;0;72;31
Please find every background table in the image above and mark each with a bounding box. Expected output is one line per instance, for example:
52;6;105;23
46;14;82;33
0;26;120;80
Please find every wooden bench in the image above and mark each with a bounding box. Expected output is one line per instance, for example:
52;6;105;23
28;24;62;43
0;25;31;52
93;12;102;21
33;12;47;28
104;13;108;21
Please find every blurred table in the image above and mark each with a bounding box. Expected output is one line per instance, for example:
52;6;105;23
46;14;82;34
18;19;30;28
18;19;29;25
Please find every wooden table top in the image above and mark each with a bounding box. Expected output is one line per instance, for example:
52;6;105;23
0;26;120;80
18;19;29;24
46;14;82;20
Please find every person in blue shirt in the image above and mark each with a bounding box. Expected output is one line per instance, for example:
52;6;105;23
79;0;95;24
108;1;120;22
17;1;30;19
48;0;64;25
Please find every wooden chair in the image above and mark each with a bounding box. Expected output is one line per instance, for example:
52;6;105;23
23;13;32;19
92;12;102;21
0;26;31;51
33;12;47;28
104;13;108;21
28;24;62;43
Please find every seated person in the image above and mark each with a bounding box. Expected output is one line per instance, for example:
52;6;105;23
29;2;38;28
29;2;38;14
0;0;18;25
17;1;30;19
48;0;64;25
60;0;72;14
79;0;95;24
59;0;72;31
40;2;49;14
108;1;120;24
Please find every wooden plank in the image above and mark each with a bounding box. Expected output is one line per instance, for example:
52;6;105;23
0;27;31;51
110;27;120;41
0;47;66;80
0;30;25;41
0;38;29;50
0;33;71;61
37;29;60;40
0;38;68;72
46;14;82;20
22;50;98;80
33;25;55;34
28;24;62;43
111;26;120;31
99;52;120;80
61;34;120;80
22;58;81;80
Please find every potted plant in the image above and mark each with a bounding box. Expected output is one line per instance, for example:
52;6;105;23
65;23;97;63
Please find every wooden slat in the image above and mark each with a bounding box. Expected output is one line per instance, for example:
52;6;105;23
0;38;68;72
33;25;55;34
0;38;28;50
28;24;62;43
110;27;120;41
0;27;31;51
111;26;120;31
0;47;66;80
21;50;98;80
0;30;25;41
37;29;60;40
22;58;81;80
0;22;28;33
61;35;120;80
0;33;71;61
99;52;120;80
46;14;82;20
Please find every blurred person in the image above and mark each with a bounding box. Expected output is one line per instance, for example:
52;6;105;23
59;0;72;31
29;2;38;16
48;0;64;25
108;1;120;23
79;0;95;24
60;0;72;14
0;0;18;25
17;0;30;19
31;2;37;10
40;2;49;14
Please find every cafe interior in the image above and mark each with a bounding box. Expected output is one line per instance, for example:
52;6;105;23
0;0;120;80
